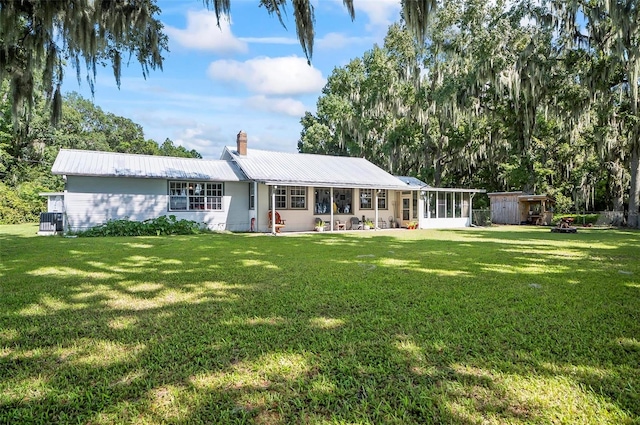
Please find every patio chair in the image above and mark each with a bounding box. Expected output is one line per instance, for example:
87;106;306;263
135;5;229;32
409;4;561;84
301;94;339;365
349;216;362;230
335;220;346;230
268;211;286;233
378;217;387;229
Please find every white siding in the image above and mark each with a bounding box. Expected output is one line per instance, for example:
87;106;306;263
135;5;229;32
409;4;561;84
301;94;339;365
64;176;252;232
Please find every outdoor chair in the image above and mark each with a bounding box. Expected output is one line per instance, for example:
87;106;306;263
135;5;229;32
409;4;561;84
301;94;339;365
268;211;286;233
349;216;362;230
378;218;387;229
335;220;346;230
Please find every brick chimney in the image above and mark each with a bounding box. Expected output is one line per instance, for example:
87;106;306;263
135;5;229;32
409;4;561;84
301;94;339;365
237;130;247;156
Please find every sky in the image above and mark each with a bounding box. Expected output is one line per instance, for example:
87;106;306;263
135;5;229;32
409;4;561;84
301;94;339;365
61;0;404;158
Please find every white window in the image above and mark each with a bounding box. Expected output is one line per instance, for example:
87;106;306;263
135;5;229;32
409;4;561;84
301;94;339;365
289;186;306;209
249;183;255;210
274;187;287;209
360;189;373;209
315;188;352;214
168;181;223;211
377;190;388;209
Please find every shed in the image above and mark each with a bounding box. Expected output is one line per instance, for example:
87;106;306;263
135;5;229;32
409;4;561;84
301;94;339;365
488;191;554;225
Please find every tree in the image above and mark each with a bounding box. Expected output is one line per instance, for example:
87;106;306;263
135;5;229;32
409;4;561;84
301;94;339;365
159;138;202;158
0;0;167;125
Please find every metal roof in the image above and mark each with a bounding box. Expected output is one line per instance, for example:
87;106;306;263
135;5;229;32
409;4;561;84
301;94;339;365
396;175;485;193
225;147;414;190
52;149;247;181
395;176;428;189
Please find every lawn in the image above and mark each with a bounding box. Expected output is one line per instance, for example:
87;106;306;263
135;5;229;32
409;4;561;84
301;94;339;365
1;224;639;424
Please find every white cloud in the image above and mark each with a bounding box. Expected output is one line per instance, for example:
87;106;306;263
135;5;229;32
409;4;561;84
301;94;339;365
246;95;306;117
207;56;325;96
171;124;228;157
164;10;248;54
316;32;374;49
352;0;401;30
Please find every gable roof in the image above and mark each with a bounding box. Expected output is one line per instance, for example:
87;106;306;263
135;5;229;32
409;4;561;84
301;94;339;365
223;147;412;190
52;149;247;181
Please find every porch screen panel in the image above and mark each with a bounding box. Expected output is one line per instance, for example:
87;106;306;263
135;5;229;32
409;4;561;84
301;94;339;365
437;192;446;218
446;192;453;218
427;192;436;218
462;193;470;217
454;192;462;217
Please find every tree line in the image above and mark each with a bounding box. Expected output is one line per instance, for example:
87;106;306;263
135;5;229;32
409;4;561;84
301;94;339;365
0;86;200;224
298;1;639;225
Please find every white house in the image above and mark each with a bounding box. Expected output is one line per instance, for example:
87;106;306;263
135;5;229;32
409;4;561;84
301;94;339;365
47;131;484;233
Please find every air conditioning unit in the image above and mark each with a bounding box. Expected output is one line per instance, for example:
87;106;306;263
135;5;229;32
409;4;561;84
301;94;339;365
39;212;63;234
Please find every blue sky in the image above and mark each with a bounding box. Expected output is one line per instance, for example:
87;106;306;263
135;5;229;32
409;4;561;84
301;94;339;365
61;0;403;158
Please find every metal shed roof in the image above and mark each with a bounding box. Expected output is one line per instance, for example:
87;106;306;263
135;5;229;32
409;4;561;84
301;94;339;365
395;176;428;189
396;176;485;193
52;149;247;181
225;147;414;190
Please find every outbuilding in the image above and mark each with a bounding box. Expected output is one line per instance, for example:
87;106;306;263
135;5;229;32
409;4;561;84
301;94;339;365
488;191;554;225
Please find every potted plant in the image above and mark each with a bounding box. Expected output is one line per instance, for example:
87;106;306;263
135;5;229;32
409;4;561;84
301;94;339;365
407;220;418;229
315;219;325;232
363;219;374;230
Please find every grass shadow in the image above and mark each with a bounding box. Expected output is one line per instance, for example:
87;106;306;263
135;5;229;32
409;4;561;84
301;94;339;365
1;226;638;423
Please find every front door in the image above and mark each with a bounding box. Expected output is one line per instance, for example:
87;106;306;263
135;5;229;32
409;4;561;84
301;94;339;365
401;193;412;227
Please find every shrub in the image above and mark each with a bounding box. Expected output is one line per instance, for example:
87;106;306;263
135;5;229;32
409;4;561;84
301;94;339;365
0;182;36;224
552;213;600;226
75;215;204;237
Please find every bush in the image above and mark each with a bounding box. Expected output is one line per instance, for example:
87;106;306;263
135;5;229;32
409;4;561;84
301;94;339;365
552;192;573;214
75;215;204;237
0;182;37;224
551;213;599;226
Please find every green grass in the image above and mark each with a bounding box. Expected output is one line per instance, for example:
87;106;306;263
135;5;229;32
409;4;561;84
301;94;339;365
1;224;639;424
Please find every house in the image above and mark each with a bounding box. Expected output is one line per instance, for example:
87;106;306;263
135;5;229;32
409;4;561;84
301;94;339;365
48;131;484;233
488;191;555;225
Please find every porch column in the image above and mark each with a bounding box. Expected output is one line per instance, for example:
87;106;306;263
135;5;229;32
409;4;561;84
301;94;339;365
374;190;379;229
253;181;258;231
330;187;334;231
271;185;277;235
470;192;475;226
419;190;426;228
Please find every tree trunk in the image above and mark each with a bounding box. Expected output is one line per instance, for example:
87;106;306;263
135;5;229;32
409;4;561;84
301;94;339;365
628;143;640;227
608;160;625;212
